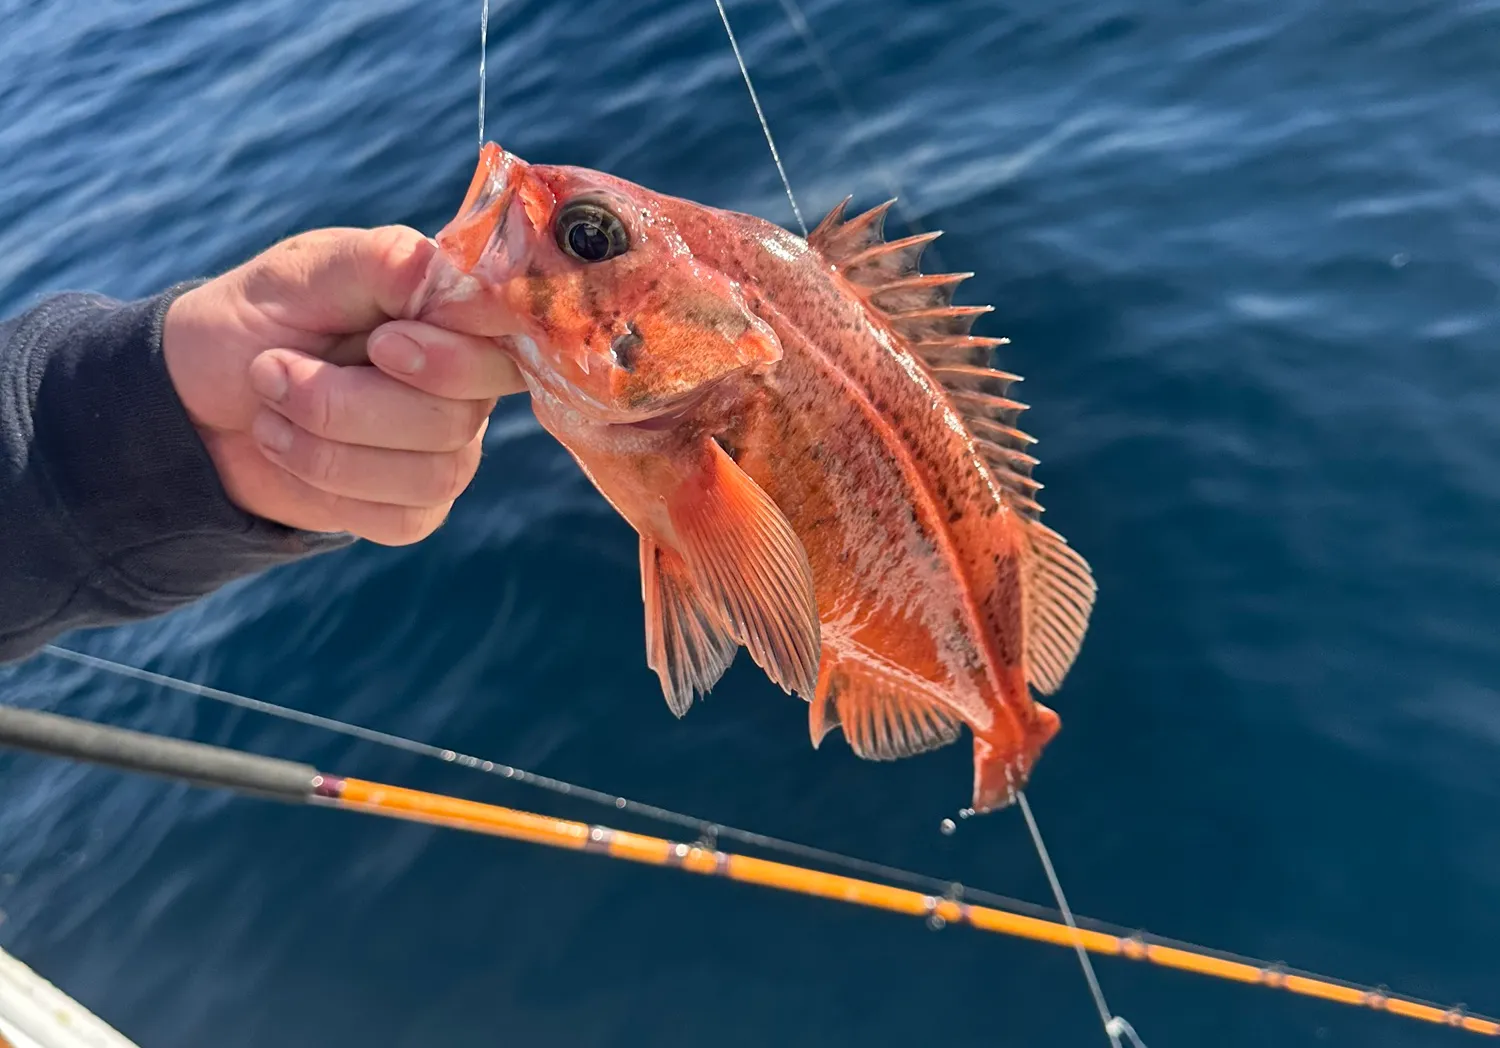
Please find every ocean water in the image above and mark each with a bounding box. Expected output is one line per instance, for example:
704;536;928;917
2;0;1498;1045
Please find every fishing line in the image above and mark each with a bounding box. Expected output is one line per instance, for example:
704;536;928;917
478;0;490;146
712;0;807;236
1019;789;1142;1048
765;0;943;268
712;0;1133;1038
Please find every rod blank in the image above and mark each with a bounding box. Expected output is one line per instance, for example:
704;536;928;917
0;705;319;802
1;704;1493;1038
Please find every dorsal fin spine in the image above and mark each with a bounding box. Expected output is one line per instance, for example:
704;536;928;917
869;272;974;313
808;197;1048;522
844;231;942;272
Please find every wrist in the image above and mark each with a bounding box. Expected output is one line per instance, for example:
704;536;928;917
161;280;222;433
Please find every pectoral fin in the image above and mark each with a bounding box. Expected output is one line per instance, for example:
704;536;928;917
665;439;821;699
641;537;738;716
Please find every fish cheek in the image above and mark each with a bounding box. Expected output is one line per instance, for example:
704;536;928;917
524;263;554;317
609;317;726;410
675;297;753;345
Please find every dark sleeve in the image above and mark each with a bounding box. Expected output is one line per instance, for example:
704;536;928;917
0;285;354;663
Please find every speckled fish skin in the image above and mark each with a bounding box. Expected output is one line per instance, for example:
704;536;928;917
414;143;1097;812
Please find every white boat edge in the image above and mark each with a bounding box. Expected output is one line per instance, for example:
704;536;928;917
0;947;140;1048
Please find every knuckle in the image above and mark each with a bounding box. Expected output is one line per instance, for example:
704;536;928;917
300;487;347;532
439;401;486;451
466;399;493;440
390;505;443;546
287;433;341;489
440;448;477;501
309;373;341;437
369;226;431;295
369;224;422;264
282;364;339;438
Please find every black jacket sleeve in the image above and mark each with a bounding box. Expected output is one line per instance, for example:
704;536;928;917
0;285;353;663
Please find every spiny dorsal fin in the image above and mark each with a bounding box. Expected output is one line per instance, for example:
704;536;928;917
1021;522;1097;694
808;197;1045;521
809;196;895;260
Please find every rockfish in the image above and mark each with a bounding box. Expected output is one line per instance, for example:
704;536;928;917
412;143;1096;812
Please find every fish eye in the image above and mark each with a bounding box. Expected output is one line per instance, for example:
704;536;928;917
555;199;629;263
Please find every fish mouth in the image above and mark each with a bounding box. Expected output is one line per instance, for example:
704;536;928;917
438;142;521;272
405;143;525;322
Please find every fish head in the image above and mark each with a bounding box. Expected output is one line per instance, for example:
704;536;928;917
414;143;781;423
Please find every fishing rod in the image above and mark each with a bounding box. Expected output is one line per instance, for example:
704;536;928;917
0;703;1492;1038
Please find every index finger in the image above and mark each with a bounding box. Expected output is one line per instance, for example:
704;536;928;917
368;319;527;400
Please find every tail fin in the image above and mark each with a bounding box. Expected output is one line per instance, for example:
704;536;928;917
971;699;1060;812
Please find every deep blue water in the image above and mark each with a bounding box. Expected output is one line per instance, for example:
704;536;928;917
2;0;1499;1044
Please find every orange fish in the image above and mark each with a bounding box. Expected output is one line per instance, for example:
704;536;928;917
411;143;1096;812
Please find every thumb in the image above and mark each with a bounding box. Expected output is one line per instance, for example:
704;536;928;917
238;225;438;337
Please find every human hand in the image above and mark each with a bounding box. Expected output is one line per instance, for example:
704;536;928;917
163;225;525;545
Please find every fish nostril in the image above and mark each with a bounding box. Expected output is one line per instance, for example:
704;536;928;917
610;321;643;371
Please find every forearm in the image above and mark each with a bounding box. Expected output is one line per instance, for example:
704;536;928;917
0;286;351;663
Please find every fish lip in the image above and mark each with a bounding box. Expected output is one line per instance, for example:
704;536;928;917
435;142;521;274
406;144;527;324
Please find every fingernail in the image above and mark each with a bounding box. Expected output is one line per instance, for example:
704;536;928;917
370;331;425;374
252;411;294;454
249;357;288;403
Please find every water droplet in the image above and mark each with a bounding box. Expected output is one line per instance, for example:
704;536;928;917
440;749;457;762
939;818;956;836
1391;252;1409;268
926;914;947;931
615;797;627;809
958;807;975;819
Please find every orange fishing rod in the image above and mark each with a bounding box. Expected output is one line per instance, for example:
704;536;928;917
0;704;1492;1038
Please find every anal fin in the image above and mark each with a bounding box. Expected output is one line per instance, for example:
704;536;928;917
641;537;737;716
810;649;963;762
